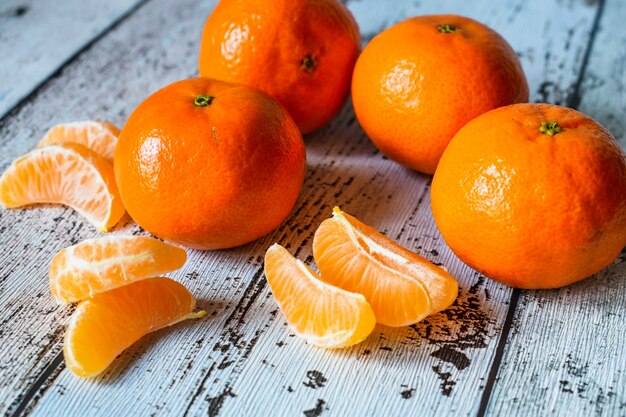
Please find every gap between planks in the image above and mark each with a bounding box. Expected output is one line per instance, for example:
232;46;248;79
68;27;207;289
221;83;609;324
8;353;65;417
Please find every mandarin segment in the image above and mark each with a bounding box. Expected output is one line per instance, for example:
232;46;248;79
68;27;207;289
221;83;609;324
64;277;205;378
49;235;187;303
37;121;120;162
0;143;125;232
431;103;626;289
313;207;458;327
264;244;375;348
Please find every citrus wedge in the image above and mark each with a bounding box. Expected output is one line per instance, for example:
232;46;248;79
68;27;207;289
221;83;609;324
64;277;205;378
264;243;375;348
49;235;187;303
37;121;119;162
0;143;125;232
313;207;458;327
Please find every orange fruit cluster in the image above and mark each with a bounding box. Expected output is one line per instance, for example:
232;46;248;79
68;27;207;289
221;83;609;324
113;0;361;250
50;235;204;378
2;0;626;377
264;207;458;348
345;14;626;289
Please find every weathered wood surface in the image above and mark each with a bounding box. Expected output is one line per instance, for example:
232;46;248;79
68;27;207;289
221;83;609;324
0;0;622;416
486;1;626;416
0;0;145;119
0;0;143;117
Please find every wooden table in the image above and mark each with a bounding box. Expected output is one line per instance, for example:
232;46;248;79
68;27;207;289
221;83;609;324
1;0;625;416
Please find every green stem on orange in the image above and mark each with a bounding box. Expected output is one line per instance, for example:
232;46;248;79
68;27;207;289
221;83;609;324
438;24;456;33
194;94;214;107
539;121;562;136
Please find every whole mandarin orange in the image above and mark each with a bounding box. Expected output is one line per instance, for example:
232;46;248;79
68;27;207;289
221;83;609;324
431;103;626;289
352;15;529;174
198;0;360;134
114;78;306;250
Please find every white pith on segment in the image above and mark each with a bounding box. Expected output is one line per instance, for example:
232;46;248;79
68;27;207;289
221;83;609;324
51;250;156;302
49;235;187;303
330;208;434;314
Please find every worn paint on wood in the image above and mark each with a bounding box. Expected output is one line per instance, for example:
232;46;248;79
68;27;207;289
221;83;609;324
0;0;622;416
0;0;146;119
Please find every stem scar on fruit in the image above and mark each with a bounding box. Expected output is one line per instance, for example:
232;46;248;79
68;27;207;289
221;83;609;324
194;94;214;107
539;121;562;136
300;55;316;73
437;24;456;33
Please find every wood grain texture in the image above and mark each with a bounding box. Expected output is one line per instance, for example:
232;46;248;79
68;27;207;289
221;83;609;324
0;0;616;416
0;0;145;119
485;1;626;416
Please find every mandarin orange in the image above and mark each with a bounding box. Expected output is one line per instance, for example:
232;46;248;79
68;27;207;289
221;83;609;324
352;14;529;174
431;103;626;289
199;0;360;134
114;78;306;250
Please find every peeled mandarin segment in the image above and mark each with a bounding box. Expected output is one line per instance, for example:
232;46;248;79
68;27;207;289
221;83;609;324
49;235;187;303
64;277;205;378
37;121;119;162
264;244;375;349
312;207;458;327
0;143;125;232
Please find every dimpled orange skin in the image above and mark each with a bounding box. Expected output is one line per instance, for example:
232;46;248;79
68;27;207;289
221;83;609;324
198;0;360;134
352;15;529;174
114;78;306;250
431;103;626;289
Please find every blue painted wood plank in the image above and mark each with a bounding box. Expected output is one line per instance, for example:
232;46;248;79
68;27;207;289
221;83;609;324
0;0;145;119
